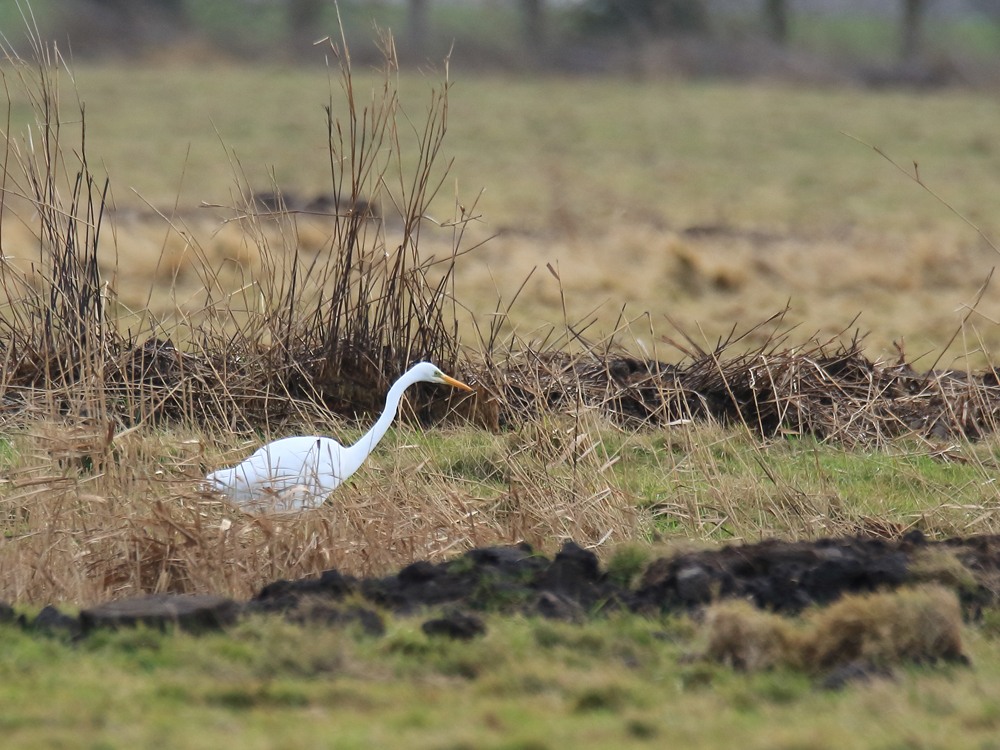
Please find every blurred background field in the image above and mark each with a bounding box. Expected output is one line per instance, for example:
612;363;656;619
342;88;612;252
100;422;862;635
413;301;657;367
3;0;1000;366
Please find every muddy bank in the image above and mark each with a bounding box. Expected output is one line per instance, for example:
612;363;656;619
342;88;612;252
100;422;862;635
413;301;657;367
11;533;1000;640
252;531;1000;623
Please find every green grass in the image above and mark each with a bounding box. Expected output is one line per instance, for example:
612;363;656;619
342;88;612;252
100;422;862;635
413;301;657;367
3;608;1000;749
367;422;1000;542
8;61;1000;364
3;64;997;237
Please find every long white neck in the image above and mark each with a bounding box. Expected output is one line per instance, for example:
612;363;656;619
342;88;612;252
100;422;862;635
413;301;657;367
340;366;427;478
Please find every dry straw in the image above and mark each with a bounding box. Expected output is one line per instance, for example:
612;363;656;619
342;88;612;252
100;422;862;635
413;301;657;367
704;585;965;673
3;19;1000;607
0;24;643;605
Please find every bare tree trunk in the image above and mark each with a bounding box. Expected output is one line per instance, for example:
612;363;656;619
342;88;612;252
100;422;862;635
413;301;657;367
901;0;927;60
763;0;788;45
681;0;710;34
289;0;324;49
90;0;188;26
520;0;546;63
408;0;430;59
158;0;186;22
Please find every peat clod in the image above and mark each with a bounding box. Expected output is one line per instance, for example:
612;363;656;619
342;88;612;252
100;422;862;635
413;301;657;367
421;612;487;640
250;534;1000;619
28;605;83;639
8;534;1000;645
250;541;619;617
635;537;911;614
535;541;621;612
356;543;550;613
79;594;239;634
251;569;359;614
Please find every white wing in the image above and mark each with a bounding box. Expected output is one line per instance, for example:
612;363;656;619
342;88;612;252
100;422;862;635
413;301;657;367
208;436;347;511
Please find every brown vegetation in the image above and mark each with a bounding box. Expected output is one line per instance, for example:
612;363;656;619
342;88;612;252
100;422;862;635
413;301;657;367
704;585;965;674
4;28;1000;609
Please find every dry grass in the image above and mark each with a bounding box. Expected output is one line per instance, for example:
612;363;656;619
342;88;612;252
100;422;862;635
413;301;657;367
4;24;1000;610
6;65;1000;362
704;585;965;673
0;26;648;606
0;26;469;427
0;415;644;605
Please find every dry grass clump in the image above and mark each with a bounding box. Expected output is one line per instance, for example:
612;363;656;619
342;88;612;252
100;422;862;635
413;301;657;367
703;585;965;674
804;585;965;670
704;599;797;671
906;548;981;592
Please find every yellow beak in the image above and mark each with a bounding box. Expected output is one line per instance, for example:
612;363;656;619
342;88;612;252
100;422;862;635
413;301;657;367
441;374;473;391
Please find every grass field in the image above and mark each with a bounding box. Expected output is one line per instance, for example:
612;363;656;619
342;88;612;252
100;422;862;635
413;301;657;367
5;63;1000;362
4;609;1000;750
5;34;1000;749
7;1;1000;65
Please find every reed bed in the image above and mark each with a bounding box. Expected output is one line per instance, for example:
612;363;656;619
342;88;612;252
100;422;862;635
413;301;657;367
2;25;1000;606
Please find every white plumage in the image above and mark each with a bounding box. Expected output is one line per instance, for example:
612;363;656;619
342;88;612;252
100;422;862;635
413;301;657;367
206;362;472;512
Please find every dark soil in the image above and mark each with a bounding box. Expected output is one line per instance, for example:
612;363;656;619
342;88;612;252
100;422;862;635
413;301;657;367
79;594;240;634
422;612;488;641
248;532;1000;623
11;533;1000;638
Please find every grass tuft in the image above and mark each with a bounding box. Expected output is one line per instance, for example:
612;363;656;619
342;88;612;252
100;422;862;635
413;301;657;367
703;584;966;675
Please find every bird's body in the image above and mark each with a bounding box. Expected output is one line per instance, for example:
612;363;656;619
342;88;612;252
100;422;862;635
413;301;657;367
206;362;471;512
206;435;354;510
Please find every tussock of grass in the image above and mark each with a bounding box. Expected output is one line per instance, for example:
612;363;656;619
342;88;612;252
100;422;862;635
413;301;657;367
704;585;966;674
704;600;798;672
804;585;965;670
907;548;981;593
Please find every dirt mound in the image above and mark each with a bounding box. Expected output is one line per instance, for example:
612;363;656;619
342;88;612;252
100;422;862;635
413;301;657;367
10;534;1000;641
251;533;1000;619
636;532;1000;616
634;535;913;613
250;541;625;621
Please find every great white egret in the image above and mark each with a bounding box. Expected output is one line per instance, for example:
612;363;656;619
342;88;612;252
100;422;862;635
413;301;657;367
206;362;472;511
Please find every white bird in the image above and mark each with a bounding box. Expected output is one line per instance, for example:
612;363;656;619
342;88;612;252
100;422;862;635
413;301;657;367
206;362;472;512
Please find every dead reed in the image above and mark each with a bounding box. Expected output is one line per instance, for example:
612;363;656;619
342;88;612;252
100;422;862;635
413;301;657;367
0;25;467;438
472;313;1000;448
0;25;644;605
4;22;1000;608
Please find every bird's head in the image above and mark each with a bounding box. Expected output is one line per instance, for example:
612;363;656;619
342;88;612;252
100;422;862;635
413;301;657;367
411;361;473;391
